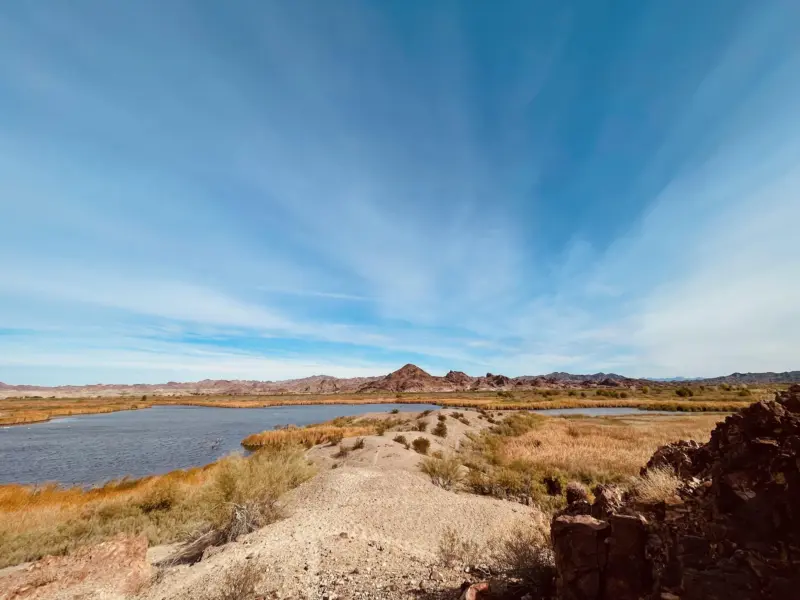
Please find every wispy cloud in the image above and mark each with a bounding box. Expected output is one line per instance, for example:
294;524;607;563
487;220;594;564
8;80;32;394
0;1;798;384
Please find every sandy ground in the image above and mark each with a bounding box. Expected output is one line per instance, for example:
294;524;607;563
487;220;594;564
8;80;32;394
3;410;544;600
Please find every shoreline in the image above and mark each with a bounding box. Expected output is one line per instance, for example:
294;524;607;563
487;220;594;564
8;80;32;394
0;393;753;427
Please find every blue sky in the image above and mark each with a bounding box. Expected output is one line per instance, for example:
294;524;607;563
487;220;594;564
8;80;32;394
1;1;799;385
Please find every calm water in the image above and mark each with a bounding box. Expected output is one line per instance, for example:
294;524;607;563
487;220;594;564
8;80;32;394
0;403;439;486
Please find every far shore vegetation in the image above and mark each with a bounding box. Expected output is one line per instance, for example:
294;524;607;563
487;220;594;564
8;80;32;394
0;383;771;426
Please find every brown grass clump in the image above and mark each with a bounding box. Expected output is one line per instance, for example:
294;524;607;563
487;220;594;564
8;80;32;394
0;449;314;568
412;437;431;455
432;421;448;438
630;467;681;503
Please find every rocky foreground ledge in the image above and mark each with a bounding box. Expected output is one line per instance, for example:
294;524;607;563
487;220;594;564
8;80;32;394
550;385;800;600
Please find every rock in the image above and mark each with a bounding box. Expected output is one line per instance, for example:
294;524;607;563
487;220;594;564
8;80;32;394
0;535;150;600
551;385;800;600
459;581;490;600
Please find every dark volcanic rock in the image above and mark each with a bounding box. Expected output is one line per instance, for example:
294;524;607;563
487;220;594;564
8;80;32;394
551;384;800;600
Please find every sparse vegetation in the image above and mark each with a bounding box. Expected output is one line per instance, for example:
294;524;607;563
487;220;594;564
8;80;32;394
352;437;365;450
201;559;262;600
432;421;448;438
438;525;480;567
393;434;408;445
0;449;314;568
420;455;463;490
412;437;431;455
630;467;681;503
414;421;428;432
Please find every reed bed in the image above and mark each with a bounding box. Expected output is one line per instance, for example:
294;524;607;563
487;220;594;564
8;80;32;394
242;425;376;450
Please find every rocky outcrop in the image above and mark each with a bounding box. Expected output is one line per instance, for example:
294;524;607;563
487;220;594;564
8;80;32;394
0;536;150;600
551;385;800;600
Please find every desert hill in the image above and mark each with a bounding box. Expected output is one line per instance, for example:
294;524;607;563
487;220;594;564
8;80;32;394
0;365;796;399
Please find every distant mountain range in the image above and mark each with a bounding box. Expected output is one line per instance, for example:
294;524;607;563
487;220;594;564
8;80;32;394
0;365;797;398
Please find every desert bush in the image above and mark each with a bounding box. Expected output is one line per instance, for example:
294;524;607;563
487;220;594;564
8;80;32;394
412;437;431;455
432;421;448;438
431;450;444;459
641;386;650;394
437;413;447;422
580;392;587;398
352;437;365;450
202;559;261;600
738;389;752;397
420;410;432;417
496;390;515;399
438;526;481;567
630;467;681;503
390;408;400;414
565;481;589;504
414;421;428;432
675;387;694;398
420;455;463;490
333;445;350;459
490;523;555;590
393;434;407;445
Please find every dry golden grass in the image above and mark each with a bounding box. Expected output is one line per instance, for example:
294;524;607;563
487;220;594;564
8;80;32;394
0;449;315;568
499;414;720;480
629;467;682;503
461;412;722;511
241;425;375;450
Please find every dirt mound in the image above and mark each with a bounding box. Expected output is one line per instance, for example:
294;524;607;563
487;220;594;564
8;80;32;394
551;385;800;600
0;536;150;600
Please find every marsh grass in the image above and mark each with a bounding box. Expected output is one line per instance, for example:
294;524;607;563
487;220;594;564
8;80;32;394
0;449;314;568
460;412;720;511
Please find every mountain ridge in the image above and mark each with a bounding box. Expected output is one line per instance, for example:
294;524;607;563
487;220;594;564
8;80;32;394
1;365;797;398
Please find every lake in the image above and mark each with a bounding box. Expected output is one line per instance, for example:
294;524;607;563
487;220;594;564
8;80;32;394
0;404;692;486
0;403;440;486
